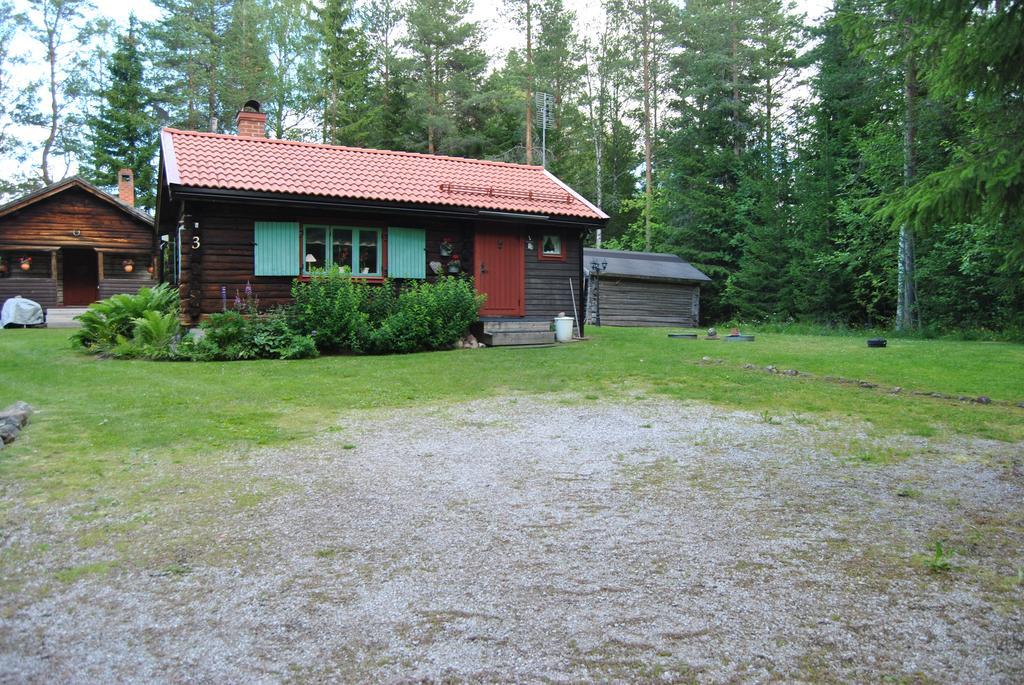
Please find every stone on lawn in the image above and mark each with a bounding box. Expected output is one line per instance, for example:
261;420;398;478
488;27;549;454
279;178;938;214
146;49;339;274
0;402;34;445
975;396;992;405
0;417;21;444
0;401;33;427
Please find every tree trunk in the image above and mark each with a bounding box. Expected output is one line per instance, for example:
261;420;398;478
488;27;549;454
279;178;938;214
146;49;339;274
41;26;58;185
525;0;532;165
642;0;653;251
730;0;741;159
896;33;918;331
584;45;604;246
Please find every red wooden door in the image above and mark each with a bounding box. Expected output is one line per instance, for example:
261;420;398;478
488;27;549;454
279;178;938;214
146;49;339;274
474;231;524;316
63;248;98;306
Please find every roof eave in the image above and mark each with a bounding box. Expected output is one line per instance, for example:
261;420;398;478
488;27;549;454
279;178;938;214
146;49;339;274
0;176;153;226
169;184;607;226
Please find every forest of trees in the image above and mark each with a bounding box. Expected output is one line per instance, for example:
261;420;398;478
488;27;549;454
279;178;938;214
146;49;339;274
0;0;1021;333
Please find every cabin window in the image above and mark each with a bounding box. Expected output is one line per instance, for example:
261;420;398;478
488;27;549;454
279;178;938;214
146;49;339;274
303;225;382;276
538;234;566;261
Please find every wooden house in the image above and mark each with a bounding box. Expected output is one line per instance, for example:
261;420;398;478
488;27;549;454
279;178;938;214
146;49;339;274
584;248;711;327
0;174;156;309
154;103;608;343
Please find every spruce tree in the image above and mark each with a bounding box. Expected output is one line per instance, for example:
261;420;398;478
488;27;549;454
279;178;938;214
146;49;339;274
83;16;158;210
309;0;374;146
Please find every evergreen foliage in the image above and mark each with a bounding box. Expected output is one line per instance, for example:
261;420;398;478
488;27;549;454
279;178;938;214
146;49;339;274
0;0;1020;335
82;17;159;210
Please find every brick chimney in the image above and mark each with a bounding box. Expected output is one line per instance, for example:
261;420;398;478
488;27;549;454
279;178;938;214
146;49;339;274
235;99;267;138
117;168;135;207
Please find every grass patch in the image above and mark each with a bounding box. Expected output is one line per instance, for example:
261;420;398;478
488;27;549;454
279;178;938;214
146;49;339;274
54;561;114;583
912;541;956;574
0;327;1021;506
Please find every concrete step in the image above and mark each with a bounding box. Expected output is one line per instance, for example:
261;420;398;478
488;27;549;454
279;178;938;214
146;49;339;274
44;307;89;328
479;329;556;346
478;319;554;333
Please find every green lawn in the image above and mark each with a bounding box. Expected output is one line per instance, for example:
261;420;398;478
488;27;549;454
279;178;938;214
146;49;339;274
1;326;1022;501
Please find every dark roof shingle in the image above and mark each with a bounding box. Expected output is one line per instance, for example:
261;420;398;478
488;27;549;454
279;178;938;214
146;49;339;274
584;248;711;283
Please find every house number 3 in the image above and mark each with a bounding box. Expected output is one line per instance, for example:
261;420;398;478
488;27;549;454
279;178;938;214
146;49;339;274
192;236;201;249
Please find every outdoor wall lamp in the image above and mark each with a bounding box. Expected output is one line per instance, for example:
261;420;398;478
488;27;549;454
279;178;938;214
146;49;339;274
526;235;534;250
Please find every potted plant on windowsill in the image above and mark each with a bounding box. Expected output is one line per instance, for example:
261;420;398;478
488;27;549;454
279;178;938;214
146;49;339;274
122;258;135;273
446;253;462;274
18;257;31;272
440;236;455;257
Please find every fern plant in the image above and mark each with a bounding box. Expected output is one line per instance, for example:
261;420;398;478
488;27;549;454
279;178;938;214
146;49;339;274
71;284;179;355
130;310;181;358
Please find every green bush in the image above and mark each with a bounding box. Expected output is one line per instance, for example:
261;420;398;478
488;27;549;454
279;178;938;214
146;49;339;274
290;269;373;352
289;272;483;354
71;283;180;356
182;308;318;361
368;277;485;353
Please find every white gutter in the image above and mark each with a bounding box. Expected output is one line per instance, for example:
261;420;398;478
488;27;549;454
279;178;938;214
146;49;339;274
542;168;609;220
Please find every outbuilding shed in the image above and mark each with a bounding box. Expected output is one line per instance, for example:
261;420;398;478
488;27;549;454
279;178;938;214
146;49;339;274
584;248;711;327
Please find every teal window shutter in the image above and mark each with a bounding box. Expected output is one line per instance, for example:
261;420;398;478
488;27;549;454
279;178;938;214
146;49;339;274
254;221;300;276
387;227;426;278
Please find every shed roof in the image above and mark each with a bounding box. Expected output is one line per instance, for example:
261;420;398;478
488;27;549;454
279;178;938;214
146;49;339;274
584;248;711;283
160;128;608;221
0;176;153;226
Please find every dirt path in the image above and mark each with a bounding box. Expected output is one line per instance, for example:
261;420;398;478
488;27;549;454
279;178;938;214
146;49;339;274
2;396;1022;683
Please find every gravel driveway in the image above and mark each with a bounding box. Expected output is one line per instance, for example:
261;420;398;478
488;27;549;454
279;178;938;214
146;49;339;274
2;395;1022;683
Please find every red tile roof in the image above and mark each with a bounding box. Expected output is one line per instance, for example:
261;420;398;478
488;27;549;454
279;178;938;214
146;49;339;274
161;128;608;221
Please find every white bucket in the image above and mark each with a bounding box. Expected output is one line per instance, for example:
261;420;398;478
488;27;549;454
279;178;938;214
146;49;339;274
554;316;574;342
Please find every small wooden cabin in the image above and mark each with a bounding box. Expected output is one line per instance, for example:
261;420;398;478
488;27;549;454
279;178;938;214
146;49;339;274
154;105;608;328
0;175;156;309
584;248;711;327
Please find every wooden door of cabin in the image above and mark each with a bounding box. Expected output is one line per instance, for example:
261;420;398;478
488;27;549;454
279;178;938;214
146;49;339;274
474;231;524;316
63;248;98;306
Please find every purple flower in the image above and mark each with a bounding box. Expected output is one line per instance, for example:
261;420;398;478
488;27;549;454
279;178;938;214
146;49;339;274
244;281;253;298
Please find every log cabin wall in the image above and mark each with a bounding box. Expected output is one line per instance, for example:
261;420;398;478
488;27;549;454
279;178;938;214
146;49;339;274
524;230;581;319
0;185;155;307
597;278;702;327
176;198;586;325
178;199;481;323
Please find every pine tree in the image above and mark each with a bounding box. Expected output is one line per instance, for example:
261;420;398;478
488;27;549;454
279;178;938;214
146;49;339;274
83;16;159;210
220;0;273;128
148;0;232;132
402;0;487;155
363;0;416;149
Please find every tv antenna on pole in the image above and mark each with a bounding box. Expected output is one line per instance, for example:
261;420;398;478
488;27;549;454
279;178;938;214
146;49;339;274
535;92;555;167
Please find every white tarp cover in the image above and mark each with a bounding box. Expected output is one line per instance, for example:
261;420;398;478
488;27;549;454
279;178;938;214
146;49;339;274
1;296;44;327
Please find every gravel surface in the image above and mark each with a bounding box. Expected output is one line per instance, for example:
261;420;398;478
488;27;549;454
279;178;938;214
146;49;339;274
1;395;1022;684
